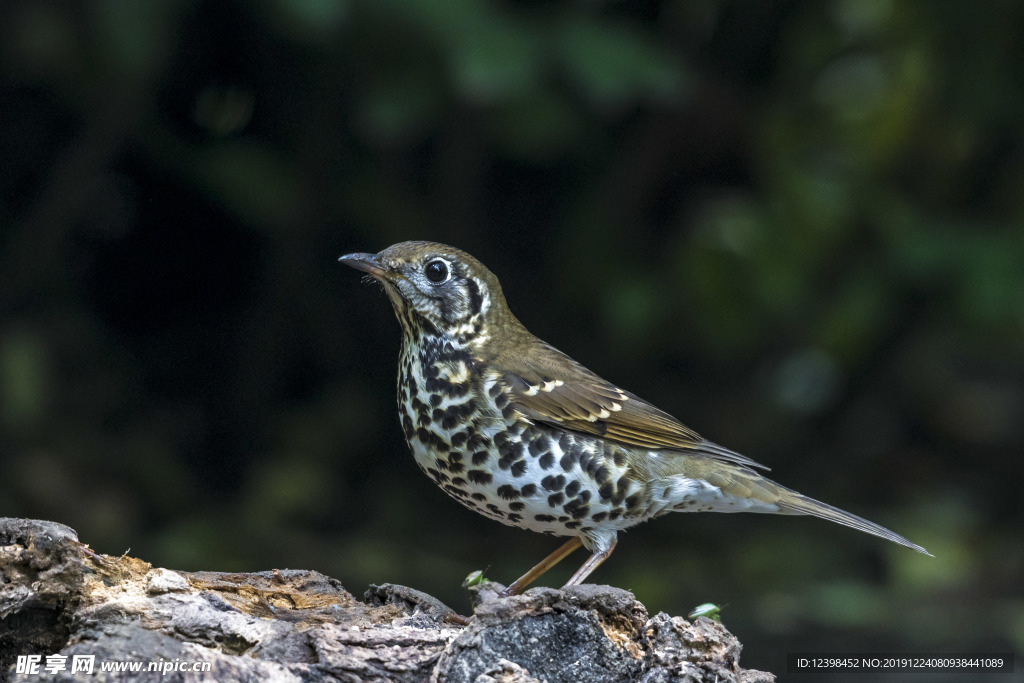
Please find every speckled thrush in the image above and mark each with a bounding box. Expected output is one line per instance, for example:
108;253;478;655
340;241;929;596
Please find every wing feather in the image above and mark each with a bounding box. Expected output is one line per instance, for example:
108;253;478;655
493;342;769;471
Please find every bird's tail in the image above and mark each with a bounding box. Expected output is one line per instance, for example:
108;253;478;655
773;486;931;556
659;457;930;555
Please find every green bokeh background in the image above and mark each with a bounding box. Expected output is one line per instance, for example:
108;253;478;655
1;1;1022;678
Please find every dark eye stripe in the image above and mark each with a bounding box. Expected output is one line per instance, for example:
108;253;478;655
466;278;483;315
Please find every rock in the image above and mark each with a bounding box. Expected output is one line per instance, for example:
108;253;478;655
435;585;648;683
365;583;461;621
0;518;774;682
0;518;84;674
472;658;540;682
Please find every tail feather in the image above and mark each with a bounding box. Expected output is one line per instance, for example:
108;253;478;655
775;489;931;556
662;456;931;555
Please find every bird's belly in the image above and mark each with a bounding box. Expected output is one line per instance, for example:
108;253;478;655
402;405;648;538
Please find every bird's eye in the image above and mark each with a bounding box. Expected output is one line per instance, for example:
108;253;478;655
424;259;450;284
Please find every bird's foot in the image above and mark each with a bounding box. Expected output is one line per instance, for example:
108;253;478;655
497;584;520;599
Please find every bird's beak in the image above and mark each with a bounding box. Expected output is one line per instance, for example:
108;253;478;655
339;252;390;279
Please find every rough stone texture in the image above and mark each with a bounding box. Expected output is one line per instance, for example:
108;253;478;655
436;584;649;683
0;519;774;682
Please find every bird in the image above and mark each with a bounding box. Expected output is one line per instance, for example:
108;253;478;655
339;241;930;597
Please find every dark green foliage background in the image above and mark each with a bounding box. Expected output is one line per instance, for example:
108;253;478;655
2;0;1021;677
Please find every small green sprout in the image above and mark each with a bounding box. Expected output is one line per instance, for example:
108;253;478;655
462;568;488;588
688;602;724;622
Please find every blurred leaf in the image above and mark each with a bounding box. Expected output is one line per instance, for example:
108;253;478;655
0;327;50;429
356;71;445;145
449;20;541;103
274;0;351;37
94;0;175;79
489;90;585;161
242;454;333;527
601;274;659;345
832;0;894;39
558;18;687;108
768;347;842;414
809;581;887;628
815;53;890;122
881;210;1024;331
890;494;979;594
193;143;301;227
815;268;893;360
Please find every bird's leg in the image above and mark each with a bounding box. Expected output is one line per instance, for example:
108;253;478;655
499;537;582;597
562;539;617;588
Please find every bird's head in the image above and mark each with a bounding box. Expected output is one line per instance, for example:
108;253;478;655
340;241;511;345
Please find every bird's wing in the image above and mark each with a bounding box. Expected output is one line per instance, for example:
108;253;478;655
494;341;769;471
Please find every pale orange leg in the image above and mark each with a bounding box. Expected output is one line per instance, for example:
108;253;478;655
499;537;583;597
563;539;617;587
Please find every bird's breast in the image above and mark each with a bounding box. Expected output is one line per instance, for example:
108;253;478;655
396;339;660;541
